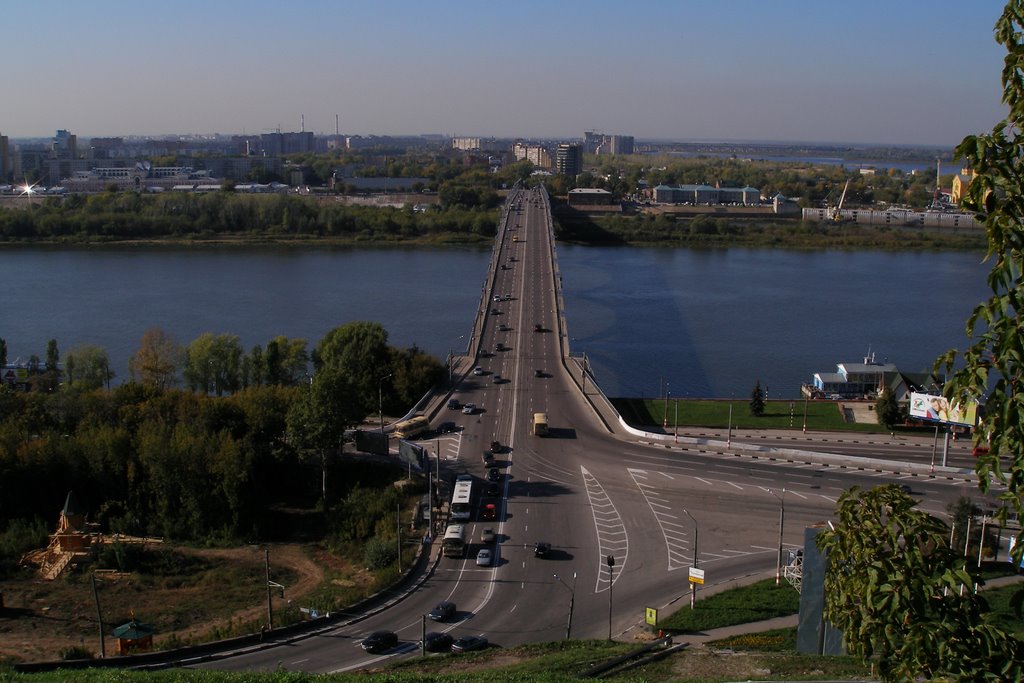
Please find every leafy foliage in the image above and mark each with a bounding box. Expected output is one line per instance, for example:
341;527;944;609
937;0;1024;566
875;387;903;429
819;485;1024;681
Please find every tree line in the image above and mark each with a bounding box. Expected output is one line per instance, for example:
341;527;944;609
0;191;501;243
0;321;445;574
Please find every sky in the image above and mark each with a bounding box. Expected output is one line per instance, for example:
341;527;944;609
0;0;1011;146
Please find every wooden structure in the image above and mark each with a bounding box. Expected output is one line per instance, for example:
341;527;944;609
111;620;156;655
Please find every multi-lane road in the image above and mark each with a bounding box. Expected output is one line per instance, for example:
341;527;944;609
199;186;993;674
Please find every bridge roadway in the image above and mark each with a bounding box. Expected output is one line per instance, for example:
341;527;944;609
197;186;994;674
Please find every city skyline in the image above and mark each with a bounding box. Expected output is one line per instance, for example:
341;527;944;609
1;0;1010;147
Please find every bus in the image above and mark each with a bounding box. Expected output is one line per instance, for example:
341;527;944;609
450;480;473;521
393;415;430;440
532;412;548;437
442;524;466;558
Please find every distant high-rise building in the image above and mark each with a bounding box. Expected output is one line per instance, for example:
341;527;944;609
0;133;10;181
259;131;314;156
52;129;77;159
583;131;633;156
555;143;582;177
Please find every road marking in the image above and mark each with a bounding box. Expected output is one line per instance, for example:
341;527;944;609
581;465;628;593
627;468;692;572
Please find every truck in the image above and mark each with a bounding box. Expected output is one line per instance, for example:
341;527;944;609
532;412;548;437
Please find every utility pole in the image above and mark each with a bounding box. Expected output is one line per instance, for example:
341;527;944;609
91;573;105;658
265;548;273;630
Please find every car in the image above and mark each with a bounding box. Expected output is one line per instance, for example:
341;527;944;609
489;440;502;453
498;323;510;331
534;369;544;378
482;502;497;520
485;482;500;497
492;373;502;383
479;348;492;357
472;366;485;376
490;307;500;315
972;444;990;457
462;403;476;415
476;548;493;566
534;323;544;332
447;398;460;410
533;541;551;558
429;600;456;622
456;473;473;482
493;295;502;302
898;483;912;494
487;468;501;482
451;635;489;653
361;630;398;653
422;631;454;653
495;342;505;352
437;421;456;434
480;527;495;543
482;451;494;466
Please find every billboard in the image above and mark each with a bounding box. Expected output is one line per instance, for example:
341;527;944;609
908;392;978;428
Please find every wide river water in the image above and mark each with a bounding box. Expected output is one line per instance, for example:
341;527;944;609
1;245;991;399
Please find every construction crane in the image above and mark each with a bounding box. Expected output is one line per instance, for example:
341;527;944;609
829;179;851;222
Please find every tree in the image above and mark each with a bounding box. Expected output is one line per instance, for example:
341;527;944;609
937;0;1024;565
182;332;243;395
0;337;6;368
314;322;391;415
818;485;1023;681
45;339;59;373
749;379;765;416
65;344;114;390
129;328;181;389
875;387;903;429
286;366;363;508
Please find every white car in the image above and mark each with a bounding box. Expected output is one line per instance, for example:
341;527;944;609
476;548;493;566
462;403;476;415
473;366;485;376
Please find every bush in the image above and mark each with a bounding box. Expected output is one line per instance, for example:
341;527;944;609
363;537;397;570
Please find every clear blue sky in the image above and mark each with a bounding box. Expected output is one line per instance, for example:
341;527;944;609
0;0;1010;146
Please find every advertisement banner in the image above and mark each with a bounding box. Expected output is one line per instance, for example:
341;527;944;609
908;392;978;427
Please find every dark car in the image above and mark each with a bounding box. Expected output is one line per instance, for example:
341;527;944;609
490;440;502;453
429;600;456;622
534;541;551;558
487;468;501;482
534;323;543;332
482;451;495;466
482;502;497;520
422;631;454;652
361;630;398;653
438;421;456;434
451;635;488;653
485;482;500;497
534;369;544;378
447;398;460;410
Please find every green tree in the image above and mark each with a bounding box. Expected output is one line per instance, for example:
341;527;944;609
937;0;1024;565
129;328;181;389
749;380;765;417
183;332;244;395
818;485;1023;681
314;322;391;415
0;337;6;368
286;367;363;508
65;344;114;390
45;339;59;372
875;387;903;429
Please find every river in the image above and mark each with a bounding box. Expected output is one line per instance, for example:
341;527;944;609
0;245;991;399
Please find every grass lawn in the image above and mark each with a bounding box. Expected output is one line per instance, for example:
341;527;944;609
658;579;801;633
613;397;930;434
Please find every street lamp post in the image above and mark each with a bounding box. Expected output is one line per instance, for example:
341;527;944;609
802;396;809;433
684;509;698;608
727;403;733;447
448;335;464;386
674;396;679;444
378;373;392;435
770;488;786;586
606;555;615;640
553;572;577;640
